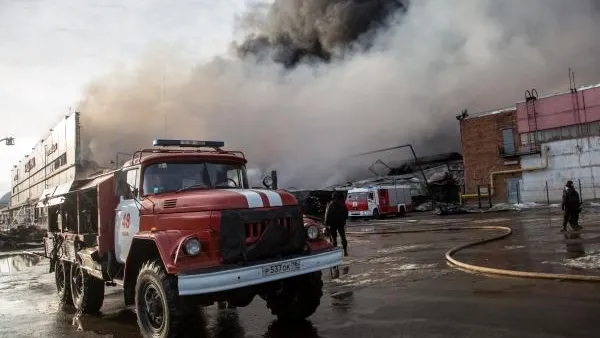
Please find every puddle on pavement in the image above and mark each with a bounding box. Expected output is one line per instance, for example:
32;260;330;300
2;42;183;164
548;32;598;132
0;253;42;274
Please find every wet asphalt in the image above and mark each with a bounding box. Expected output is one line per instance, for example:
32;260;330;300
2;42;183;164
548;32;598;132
2;206;600;338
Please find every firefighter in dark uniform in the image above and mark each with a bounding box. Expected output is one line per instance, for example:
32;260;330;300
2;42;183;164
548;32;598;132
562;180;582;232
324;191;349;256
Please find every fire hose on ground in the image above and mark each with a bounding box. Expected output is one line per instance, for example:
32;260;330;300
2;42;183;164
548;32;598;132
346;225;600;282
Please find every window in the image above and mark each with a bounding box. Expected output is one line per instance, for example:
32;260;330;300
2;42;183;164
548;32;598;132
590;122;600;136
368;192;374;200
53;152;67;170
142;161;248;196
520;133;528;146
502;128;515;154
126;169;139;190
347;193;367;202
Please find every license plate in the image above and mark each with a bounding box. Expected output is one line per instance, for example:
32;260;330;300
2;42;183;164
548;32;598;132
262;261;301;277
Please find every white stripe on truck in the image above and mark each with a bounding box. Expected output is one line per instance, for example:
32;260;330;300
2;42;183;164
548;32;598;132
225;189;264;208
253;189;283;207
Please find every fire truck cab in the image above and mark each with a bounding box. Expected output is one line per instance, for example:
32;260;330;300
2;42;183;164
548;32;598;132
42;139;342;338
346;185;412;219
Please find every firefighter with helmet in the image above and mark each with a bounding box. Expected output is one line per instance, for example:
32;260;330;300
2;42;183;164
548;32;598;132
562;180;582;232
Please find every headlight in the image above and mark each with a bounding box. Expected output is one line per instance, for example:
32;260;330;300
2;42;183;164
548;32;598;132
183;238;201;256
306;225;319;240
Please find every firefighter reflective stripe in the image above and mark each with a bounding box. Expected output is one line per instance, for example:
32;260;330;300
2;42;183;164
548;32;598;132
225;189;264;208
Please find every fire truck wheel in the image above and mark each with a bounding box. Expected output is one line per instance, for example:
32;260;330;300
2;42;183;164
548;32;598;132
55;260;72;305
266;271;323;321
372;209;380;219
70;262;105;313
135;260;185;338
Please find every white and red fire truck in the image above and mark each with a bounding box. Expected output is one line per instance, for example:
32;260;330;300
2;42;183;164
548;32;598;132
345;185;412;219
42;139;342;338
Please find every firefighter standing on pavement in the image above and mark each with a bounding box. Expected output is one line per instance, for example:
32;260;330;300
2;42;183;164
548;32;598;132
324;191;349;256
562;180;582;232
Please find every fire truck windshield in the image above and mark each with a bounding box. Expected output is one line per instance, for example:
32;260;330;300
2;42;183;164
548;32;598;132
346;192;367;202
142;161;248;196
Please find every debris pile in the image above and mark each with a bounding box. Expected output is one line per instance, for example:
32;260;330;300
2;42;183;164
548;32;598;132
332;152;464;207
0;225;45;251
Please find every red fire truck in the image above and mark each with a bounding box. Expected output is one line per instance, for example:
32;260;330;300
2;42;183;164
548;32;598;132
42;139;342;338
345;185;412;219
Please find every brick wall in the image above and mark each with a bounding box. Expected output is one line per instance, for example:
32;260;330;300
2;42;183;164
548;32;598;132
460;109;522;203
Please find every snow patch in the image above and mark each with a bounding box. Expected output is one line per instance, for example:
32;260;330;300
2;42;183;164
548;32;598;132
377;244;432;254
504;245;526;250
369;256;406;264
564;253;600;270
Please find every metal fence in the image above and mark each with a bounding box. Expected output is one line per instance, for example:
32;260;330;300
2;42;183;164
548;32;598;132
517;178;599;205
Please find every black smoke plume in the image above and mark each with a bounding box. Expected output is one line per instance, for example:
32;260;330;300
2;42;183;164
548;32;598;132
235;0;409;67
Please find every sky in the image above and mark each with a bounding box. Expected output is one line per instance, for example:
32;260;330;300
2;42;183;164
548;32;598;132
0;0;249;194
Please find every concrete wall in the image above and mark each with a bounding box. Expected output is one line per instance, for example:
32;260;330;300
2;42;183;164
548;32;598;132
520;137;600;203
460;109;521;202
517;85;600;133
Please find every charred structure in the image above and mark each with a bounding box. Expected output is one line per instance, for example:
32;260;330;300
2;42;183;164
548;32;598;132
335;152;464;207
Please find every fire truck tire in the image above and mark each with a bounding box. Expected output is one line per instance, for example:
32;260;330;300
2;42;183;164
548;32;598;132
266;271;323;321
55;260;72;305
372;209;380;219
70;262;105;313
135;260;185;338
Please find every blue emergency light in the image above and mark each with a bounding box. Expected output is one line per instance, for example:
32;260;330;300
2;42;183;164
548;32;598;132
152;139;225;148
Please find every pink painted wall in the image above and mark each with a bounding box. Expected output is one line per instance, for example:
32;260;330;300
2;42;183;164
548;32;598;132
516;86;600;133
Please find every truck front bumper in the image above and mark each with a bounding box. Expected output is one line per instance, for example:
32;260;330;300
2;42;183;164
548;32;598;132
177;248;343;296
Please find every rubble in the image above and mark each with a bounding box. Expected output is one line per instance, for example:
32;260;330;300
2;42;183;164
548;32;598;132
414;201;433;212
330;152;464;206
434;203;471;215
0;225;45;251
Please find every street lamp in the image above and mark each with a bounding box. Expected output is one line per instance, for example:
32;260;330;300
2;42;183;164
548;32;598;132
0;137;14;146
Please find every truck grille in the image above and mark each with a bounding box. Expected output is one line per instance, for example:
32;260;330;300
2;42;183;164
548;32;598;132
245;217;293;244
219;206;305;264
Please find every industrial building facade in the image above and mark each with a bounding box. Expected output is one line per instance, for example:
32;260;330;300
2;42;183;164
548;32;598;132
8;112;82;225
459;83;600;204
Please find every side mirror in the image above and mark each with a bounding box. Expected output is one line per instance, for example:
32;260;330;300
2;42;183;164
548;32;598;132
114;171;130;197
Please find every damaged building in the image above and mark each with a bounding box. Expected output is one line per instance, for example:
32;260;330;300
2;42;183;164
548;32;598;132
327;152;464;210
458;81;600;204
